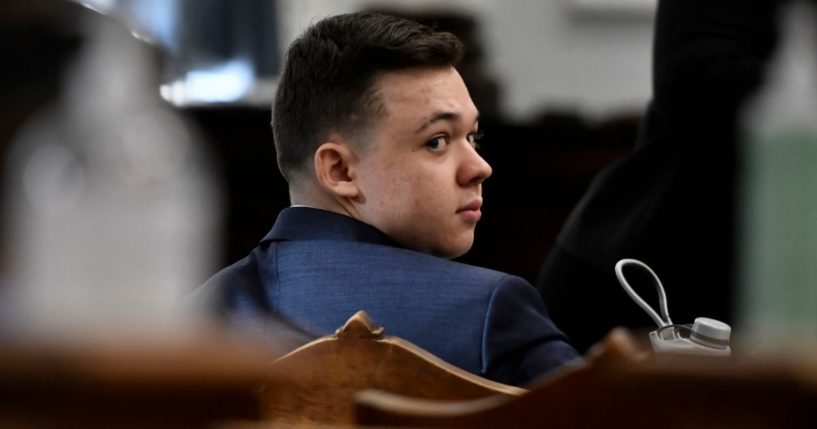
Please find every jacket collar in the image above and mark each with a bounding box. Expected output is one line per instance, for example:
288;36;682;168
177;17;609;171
261;206;398;248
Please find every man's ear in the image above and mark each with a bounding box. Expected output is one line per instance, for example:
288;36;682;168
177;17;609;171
313;141;360;199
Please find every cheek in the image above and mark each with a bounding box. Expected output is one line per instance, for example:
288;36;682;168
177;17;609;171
363;158;454;224
366;167;420;217
391;174;428;216
406;174;452;220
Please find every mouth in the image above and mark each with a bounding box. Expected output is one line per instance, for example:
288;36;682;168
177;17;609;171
457;199;483;222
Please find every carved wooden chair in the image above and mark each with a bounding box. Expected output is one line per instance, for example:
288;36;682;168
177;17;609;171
355;328;817;429
261;310;525;426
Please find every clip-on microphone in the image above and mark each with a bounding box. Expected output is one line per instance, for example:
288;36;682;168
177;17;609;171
615;259;731;357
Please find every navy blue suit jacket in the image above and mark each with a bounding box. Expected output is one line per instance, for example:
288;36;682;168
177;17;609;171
201;207;580;386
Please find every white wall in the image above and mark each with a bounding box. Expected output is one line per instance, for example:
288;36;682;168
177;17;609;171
277;0;656;121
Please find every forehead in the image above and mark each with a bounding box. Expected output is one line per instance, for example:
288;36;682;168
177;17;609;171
371;67;478;127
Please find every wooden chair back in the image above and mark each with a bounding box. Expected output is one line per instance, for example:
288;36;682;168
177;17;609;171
262;310;525;426
356;328;817;428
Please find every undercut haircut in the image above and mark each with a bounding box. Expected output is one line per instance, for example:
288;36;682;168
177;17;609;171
272;11;464;182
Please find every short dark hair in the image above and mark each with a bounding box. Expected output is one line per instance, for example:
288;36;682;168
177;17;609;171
272;11;464;182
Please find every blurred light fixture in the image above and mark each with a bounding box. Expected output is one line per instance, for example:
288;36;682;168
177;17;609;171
72;0;281;107
160;59;254;105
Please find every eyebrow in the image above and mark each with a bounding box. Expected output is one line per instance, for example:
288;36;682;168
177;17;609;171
414;111;480;135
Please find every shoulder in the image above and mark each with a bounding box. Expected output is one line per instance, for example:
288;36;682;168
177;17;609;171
289;239;511;281
189;249;268;314
276;239;518;324
478;274;581;385
481;275;554;339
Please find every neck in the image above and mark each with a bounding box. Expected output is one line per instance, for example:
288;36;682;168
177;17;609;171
290;186;360;221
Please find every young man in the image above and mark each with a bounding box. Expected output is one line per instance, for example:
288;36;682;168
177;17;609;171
200;11;580;386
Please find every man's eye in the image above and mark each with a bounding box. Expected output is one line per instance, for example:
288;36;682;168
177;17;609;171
467;131;485;149
426;136;448;151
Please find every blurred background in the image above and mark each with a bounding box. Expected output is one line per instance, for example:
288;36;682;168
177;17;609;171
3;0;816;349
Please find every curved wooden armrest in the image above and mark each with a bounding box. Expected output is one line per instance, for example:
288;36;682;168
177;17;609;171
355;388;508;426
356;328;817;429
262;310;524;425
585;326;651;365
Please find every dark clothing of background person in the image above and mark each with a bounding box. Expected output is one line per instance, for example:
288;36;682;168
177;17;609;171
537;0;783;353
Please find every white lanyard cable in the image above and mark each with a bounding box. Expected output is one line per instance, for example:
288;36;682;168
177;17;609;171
614;258;672;328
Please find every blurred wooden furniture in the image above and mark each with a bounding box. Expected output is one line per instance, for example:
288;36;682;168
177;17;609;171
356;328;817;428
0;329;285;429
262;310;525;426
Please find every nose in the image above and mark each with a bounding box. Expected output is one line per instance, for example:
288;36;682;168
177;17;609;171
456;142;492;187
